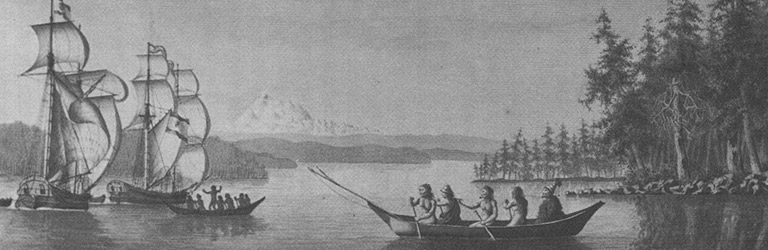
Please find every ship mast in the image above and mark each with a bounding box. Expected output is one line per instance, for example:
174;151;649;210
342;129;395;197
41;0;55;178
143;42;151;189
172;63;179;192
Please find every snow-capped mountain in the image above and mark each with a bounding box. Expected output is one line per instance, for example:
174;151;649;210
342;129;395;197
233;93;380;136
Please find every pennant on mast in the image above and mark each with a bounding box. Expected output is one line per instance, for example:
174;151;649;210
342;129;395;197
55;0;73;22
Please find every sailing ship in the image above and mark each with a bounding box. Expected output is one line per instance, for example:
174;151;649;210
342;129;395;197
15;0;128;210
107;43;211;204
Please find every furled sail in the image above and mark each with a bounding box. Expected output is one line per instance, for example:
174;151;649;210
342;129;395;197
24;22;90;74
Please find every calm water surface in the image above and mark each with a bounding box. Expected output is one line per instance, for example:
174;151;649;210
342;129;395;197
1;161;767;249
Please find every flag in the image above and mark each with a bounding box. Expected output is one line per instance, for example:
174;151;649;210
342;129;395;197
166;114;189;142
169;111;190;124
166;126;188;143
148;43;166;57
56;0;73;22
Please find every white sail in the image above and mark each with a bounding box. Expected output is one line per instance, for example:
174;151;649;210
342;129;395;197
84;96;121;191
24;22;89;74
173;69;200;96
48;74;110;193
176;95;210;145
64;70;129;101
145;113;184;189
125;79;177;130
172;145;208;191
133;54;170;81
62;70;127;191
128;45;211;192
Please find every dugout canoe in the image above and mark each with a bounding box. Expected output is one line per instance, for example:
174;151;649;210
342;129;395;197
368;201;604;239
165;196;266;216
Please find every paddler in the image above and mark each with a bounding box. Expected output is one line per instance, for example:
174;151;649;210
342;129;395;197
459;185;498;227
408;184;437;224
435;184;461;225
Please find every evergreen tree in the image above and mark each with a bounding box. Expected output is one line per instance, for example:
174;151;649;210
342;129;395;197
541;124;557;179
655;0;707;179
512;129;526;180
581;9;640;178
531;139;543;179
500;139;512;179
557;124;573;177
709;0;768;174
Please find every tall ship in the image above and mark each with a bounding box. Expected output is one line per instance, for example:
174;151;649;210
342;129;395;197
107;43;211;204
15;0;128;210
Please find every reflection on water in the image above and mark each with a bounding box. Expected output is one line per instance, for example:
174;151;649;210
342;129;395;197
11;210;114;249
381;237;590;250
157;216;268;241
632;196;768;250
3;162;768;249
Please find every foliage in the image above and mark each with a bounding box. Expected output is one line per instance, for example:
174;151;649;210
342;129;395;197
478;0;768;182
473;124;625;181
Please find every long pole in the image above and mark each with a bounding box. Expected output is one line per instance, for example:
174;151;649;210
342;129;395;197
411;206;422;239
474;211;496;241
41;0;55;178
171;63;179;192
143;42;151;189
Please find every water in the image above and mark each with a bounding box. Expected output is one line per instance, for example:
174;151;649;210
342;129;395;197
0;161;767;249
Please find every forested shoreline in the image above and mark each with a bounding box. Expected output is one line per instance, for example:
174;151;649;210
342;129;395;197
472;123;625;181
476;0;768;186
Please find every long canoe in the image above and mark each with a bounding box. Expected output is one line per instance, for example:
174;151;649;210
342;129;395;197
368;201;604;239
165;196;266;216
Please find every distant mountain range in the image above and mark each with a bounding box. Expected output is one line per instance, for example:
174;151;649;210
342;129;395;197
233;93;380;136
232;136;491;163
220;93;501;163
215;132;502;154
236;138;432;164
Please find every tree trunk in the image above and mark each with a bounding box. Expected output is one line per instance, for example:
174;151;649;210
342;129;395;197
740;85;760;174
672;82;686;180
705;131;712;176
631;143;645;169
727;139;737;174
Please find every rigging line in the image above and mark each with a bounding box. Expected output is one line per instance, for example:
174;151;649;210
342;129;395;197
146;117;181;190
68;115;97;188
315;176;368;209
308;166;377;205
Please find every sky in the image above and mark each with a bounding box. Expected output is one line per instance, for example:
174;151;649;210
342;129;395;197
0;0;711;139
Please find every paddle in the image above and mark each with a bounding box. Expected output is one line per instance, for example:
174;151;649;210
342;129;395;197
474;211;496;241
411;205;423;239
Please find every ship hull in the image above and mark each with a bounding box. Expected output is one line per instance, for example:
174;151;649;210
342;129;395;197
107;180;187;204
16;177;91;210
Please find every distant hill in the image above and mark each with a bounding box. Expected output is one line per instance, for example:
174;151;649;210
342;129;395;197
235;138;431;164
422;148;485;162
108;133;296;179
215;131;501;153
0;122;290;179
